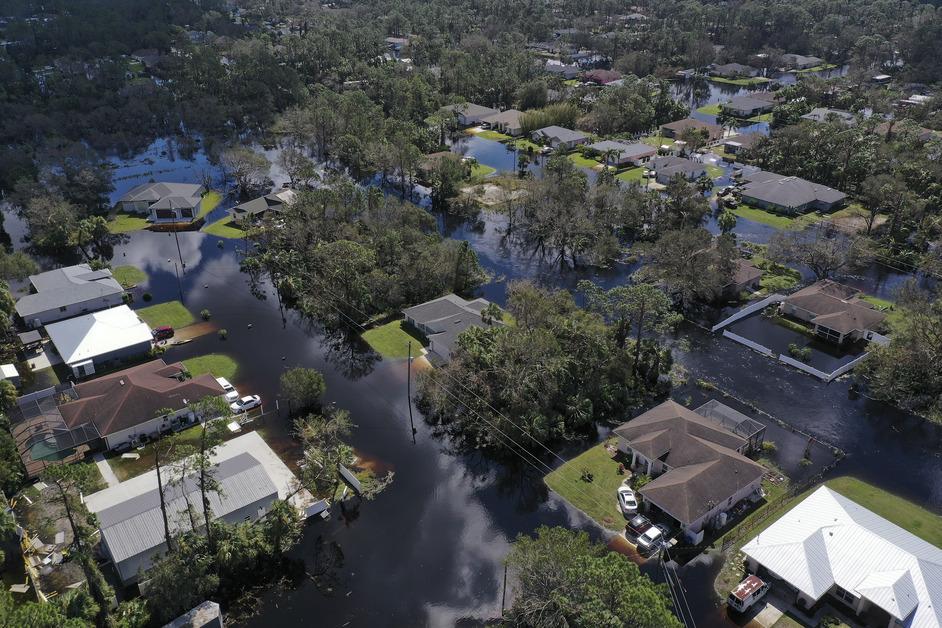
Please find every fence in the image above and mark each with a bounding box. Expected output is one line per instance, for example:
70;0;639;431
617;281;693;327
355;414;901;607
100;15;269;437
722;330;774;357
778;351;871;383
710;294;786;332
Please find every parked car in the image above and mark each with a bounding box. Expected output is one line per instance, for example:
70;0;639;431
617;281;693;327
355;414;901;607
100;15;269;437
654;523;672;542
152;326;174;341
230;395;261;413
727;575;770;613
626;514;652;537
216;377;240;403
617;484;639;516
637;526;664;554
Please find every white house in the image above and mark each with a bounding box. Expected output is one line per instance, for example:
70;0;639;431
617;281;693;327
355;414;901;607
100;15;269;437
15;264;125;328
44;305;153;377
742;486;942;628
115;182;206;224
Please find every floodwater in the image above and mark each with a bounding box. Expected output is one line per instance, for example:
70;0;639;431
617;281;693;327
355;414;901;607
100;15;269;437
5;106;940;627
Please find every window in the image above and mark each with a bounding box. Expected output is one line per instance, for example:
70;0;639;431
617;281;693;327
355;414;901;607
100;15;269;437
833;586;857;605
815;325;842;343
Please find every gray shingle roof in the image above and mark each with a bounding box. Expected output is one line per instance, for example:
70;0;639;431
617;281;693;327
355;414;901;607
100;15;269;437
740;171;846;210
402;294;495;357
118;182;204;204
533;126;588;143
800;108;856;125
15;264;124;318
98;452;277;566
587;141;656;160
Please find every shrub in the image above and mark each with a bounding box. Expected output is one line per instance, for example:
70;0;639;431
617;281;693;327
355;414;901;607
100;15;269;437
799;457;813;468
580;468;594;483
760;440;777;453
695;378;716;390
142;292;153;302
631;473;651;490
218;329;228;340
787;343;811;361
200;308;211;320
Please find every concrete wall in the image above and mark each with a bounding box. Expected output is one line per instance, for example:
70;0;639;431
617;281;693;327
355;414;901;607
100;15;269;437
68;339;153;378
685;476;762;533
24;292;126;328
711;294;786;331
103;409;195;451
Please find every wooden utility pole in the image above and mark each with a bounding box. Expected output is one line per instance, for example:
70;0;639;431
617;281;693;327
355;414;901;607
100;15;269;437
407;341;416;444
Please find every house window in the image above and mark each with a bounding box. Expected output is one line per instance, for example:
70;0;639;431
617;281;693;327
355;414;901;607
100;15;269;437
815;325;842;343
833;586;857;605
181;208;194;218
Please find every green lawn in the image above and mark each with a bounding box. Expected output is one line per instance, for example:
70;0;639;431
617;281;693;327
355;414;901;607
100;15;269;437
563;79;580;87
105;423;208;481
696;103;723;116
708;76;772;86
361;320;428;359
860;294;904;332
752;253;802;293
795;63;837;73
567;152;600;168
182;353;238;380
747;112;774;123
197;190;223;219
616;167;646;183
641;135;671;148
106;212;149;234
827;476;942;546
136;300;196;329
473;129;511;141
111;265;147;288
470;163;497;179
544;441;626;531
705;164;725;179
202;216;246;239
732;204;819;230
508;138;542;152
770;612;806;628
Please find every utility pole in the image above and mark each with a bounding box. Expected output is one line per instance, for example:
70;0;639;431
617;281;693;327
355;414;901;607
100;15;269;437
170;228;185;271
501;562;508;615
407;341;416;444
168;258;184;303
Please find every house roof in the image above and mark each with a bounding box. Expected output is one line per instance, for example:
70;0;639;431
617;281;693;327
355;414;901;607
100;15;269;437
724;95;774;113
651;156;705;178
403;294;495;357
740;171;846;210
800;107;856;125
96;452;277;566
230;189;296;218
58;359;224;437
583;68;622;84
587;141;655;160
16;264;124;319
742;487;942;628
44;305;153;366
728;259;763;287
661;118;723;139
724;132;763;150
118;182;203;205
614;400;765;525
533;126;588;143
480;109;523;128
712;62;756;76
442;102;499;118
784;280;886;334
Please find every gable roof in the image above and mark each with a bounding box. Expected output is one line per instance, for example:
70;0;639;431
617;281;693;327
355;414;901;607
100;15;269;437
480;109;523;128
16;264;124;319
660;118;723;139
587;141;656;160
118;182;203;204
727;258;763;287
784;280;886;333
533;126;588;143
651;156;706;178
442;102;499;118
740;171;846;210
230;189;296;218
724;95;775;112
742;487;942;628
403;294;496;356
45;305;153;365
58;359;224;436
800;107;856;125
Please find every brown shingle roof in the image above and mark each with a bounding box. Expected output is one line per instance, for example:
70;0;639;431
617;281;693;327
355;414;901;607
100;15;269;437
614;400;765;525
59;359;225;436
785;280;885;334
660;118;723;140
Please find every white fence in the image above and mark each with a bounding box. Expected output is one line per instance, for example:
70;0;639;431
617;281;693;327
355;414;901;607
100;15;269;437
722;330;774;356
778;352;871;382
711;294;786;332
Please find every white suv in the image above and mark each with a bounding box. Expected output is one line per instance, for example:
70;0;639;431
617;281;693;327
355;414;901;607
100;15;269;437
216;377;240;403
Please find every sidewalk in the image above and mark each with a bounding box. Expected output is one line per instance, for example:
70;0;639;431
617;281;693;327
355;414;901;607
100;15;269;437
92;453;120;488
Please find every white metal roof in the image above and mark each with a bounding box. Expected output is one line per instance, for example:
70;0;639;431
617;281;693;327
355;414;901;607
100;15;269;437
45;305;152;365
742;487;942;628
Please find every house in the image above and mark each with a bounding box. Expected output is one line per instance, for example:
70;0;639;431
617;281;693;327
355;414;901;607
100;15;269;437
229;188;296;222
614;399;766;542
15;264;125;328
45;305;153;377
780;280;886;345
130;48;161;70
710;63;758;78
800;107;856;126
781;53;823;70
739;171;846;214
115;182;206;224
586;141;656;167
384;36;409;52
0;364;19;387
441;102;500;126
897;94;932;109
871;74;892;85
531;126;589;151
402;294;498;362
167;601;223;628
650;156;706;184
741;486;942;628
480;109;524;136
874;121;938;143
721;94;776;117
582;68;622;85
660;118;723;141
84;431;311;583
60;359;224;451
544;61;580;80
722;132;763;156
723;259;763;298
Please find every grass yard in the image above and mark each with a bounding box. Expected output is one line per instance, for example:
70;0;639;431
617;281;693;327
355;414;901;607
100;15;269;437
106;212;149;234
708;76;771;86
747;112;773;123
705;164;725;179
616;167;645;183
361;320;428;359
731;204;826;230
641;134;671;148
544;441;626;530
795;63;837;73
197;190;223;219
202;216;246;239
470;162;497;179
508;137;542;152
472;129;511;141
567;152;600;168
136;300;196;329
752;253;802;294
105;423;209;481
696;103;723;116
182;353;238;380
563;78;580;87
111;265;147;288
770;613;807;628
860;294;905;332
